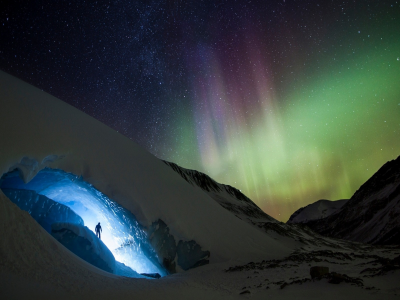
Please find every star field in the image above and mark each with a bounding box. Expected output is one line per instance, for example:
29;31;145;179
1;0;399;221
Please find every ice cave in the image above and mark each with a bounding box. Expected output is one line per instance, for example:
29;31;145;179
0;168;167;278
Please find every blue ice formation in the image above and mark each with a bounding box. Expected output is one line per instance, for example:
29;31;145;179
148;219;210;273
0;168;166;277
52;222;147;277
52;222;116;273
2;188;83;233
114;261;147;278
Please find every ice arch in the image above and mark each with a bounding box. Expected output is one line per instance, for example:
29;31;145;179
0;168;167;277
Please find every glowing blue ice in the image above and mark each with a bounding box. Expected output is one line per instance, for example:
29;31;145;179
0;168;166;276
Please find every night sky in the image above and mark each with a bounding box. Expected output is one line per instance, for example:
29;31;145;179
1;0;399;221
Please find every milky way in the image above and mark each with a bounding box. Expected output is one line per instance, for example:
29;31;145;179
1;0;399;221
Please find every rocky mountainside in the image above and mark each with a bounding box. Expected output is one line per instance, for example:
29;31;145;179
163;161;276;224
288;155;400;245
163;161;359;249
288;199;348;224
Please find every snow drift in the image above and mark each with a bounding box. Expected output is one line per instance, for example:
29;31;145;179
1;68;400;300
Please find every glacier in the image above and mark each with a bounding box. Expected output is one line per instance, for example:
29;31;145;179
51;222;116;274
1;188;83;233
0;70;292;269
1;71;400;299
0;168;166;276
0;70;354;298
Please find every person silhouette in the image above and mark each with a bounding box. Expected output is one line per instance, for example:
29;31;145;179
95;222;102;239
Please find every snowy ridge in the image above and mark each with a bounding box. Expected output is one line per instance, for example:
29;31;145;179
0;69;349;267
163;160;276;224
287;199;348;224
162;161;360;249
1;71;400;299
288;155;400;245
0;70;294;268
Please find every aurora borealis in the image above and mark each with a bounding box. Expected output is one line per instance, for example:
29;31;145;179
1;1;399;221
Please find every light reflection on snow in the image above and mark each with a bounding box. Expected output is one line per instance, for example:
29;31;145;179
0;168;165;276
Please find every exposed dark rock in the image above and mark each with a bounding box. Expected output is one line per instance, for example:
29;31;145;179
288;155;400;245
140;273;161;279
310;266;329;279
177;240;210;270
163;160;276;225
288;206;307;223
163;161;221;192
288;199;348;224
325;272;363;286
226;250;358;273
360;254;400;276
162;257;176;274
279;278;312;289
163;160;358;250
148;219;210;273
148;219;177;274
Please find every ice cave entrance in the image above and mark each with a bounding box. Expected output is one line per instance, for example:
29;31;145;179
0;168;166;278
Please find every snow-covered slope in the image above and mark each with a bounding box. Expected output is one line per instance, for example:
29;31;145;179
1;72;400;299
2;185;400;300
163;161;277;225
162;161;362;250
287;199;348;224
0;70;293;268
288;156;400;245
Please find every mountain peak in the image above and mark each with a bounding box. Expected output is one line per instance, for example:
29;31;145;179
288;155;400;245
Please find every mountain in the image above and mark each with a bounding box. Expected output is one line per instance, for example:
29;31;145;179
288;199;348;224
288;155;400;245
162;161;358;249
163;160;277;224
0;70;294;271
1;70;400;299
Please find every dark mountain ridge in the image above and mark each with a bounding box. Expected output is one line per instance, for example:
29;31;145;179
163;160;364;249
163;160;276;223
288;155;400;245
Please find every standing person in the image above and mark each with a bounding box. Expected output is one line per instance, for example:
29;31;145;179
95;222;102;239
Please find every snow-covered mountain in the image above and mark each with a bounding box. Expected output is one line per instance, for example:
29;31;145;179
161;161;357;249
0;70;294;272
288;156;400;245
287;199;348;224
1;70;399;299
163;160;277;225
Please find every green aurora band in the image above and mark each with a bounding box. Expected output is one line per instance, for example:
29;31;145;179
167;37;400;222
2;1;399;222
